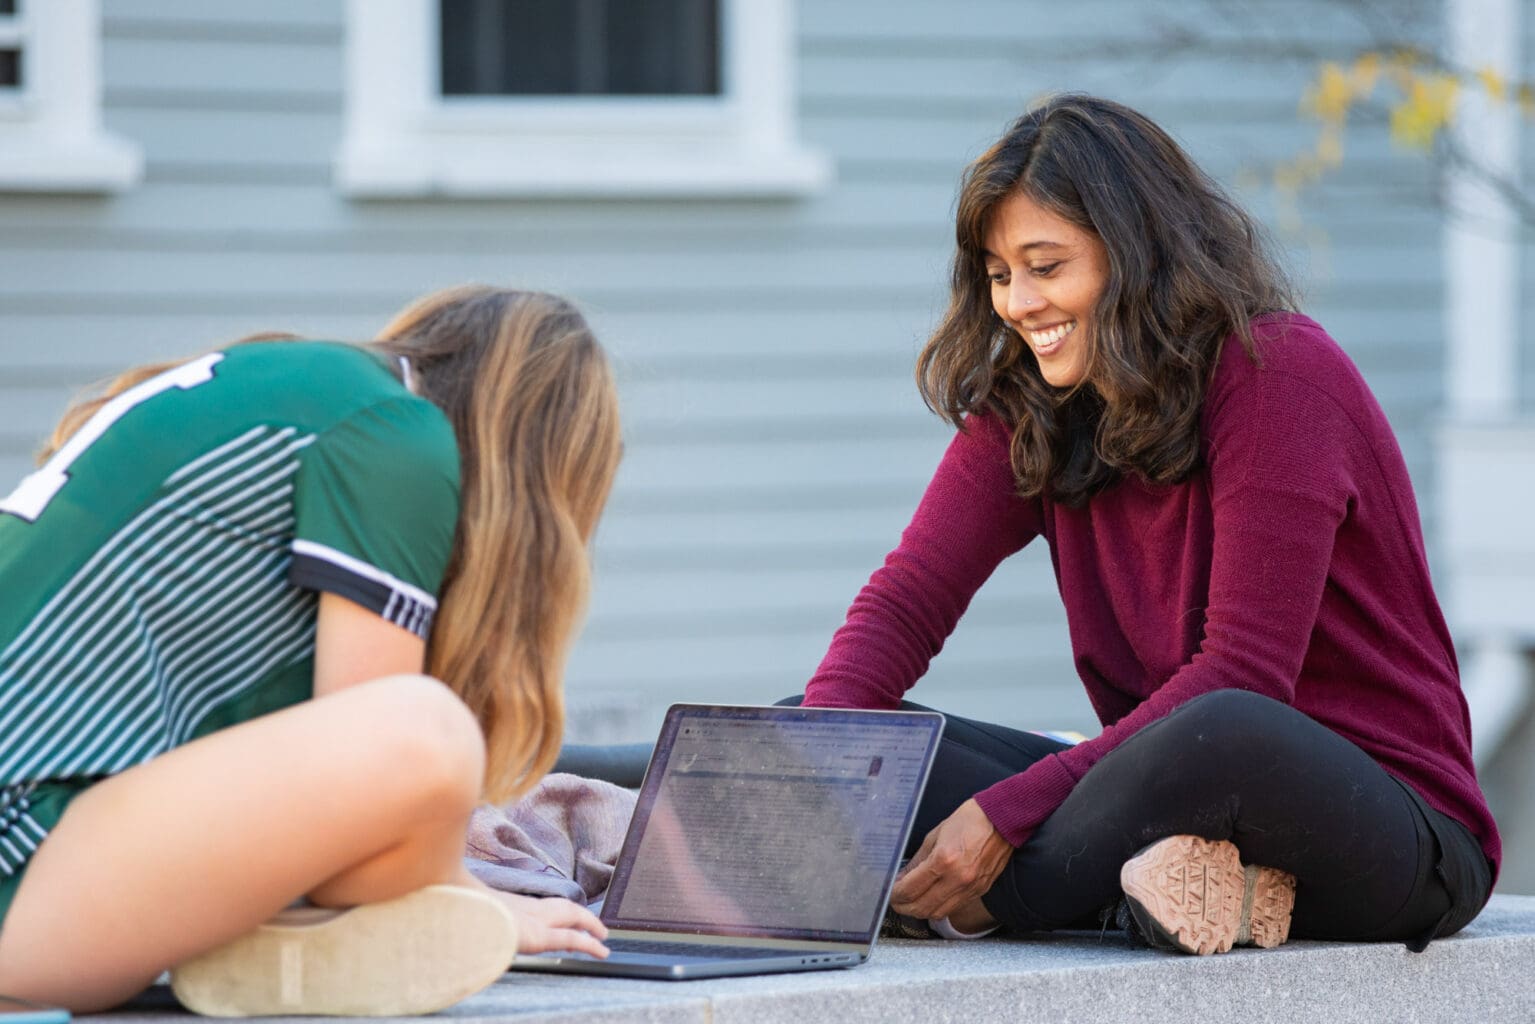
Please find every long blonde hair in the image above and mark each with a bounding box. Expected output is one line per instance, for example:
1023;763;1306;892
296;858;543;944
39;287;622;804
373;286;621;803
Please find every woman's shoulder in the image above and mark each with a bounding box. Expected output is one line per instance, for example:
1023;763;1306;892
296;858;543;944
1203;312;1392;461
220;340;447;433
1250;311;1345;358
221;339;394;387
1211;312;1370;402
962;408;1016;448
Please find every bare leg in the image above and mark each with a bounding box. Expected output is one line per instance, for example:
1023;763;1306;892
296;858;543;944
0;674;484;1012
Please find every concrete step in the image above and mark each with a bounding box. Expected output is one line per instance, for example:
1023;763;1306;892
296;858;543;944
91;894;1535;1023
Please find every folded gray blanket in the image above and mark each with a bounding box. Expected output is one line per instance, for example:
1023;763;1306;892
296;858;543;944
464;772;637;905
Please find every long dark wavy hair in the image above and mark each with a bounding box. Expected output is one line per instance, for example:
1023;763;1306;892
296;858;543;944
917;94;1296;506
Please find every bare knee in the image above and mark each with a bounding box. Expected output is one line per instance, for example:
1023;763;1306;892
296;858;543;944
346;674;486;818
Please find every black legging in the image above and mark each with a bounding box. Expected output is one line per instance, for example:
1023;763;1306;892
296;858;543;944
787;690;1491;949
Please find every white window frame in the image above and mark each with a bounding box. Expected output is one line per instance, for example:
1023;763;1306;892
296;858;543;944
0;0;141;193
0;6;22;108
337;0;830;198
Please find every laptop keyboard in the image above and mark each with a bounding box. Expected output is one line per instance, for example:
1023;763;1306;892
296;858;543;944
604;938;802;960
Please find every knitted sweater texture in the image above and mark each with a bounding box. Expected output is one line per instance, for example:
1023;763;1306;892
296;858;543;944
805;313;1500;872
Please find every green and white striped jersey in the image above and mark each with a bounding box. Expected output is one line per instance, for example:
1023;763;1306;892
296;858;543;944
0;342;460;879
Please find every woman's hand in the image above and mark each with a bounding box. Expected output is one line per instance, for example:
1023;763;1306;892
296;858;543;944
495;892;610;958
889;798;1013;922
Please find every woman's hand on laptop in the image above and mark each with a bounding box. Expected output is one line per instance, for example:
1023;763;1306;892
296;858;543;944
889;798;1012;922
495;892;611;957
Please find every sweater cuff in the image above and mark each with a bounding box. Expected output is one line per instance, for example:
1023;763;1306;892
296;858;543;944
973;753;1081;847
800;687;861;709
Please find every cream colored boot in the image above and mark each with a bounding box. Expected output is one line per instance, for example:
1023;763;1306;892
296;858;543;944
170;884;519;1017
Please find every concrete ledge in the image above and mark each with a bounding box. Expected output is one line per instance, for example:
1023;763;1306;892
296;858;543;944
91;895;1535;1023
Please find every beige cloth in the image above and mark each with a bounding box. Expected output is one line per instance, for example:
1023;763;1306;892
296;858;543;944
464;773;637;905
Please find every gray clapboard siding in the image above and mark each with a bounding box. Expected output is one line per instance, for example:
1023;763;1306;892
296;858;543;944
0;245;950;299
102;108;340;169
1526;22;1535;409
105;0;343;32
0;192;1444;259
105;38;340;99
798;0;1397;47
0;308;930;370
807;108;1406;169
0;0;1471;744
0;180;965;233
566;550;1081;722
75;105;1433;180
801;54;1333;111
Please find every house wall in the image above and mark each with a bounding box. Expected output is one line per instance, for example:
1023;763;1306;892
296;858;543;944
0;3;1520;812
1526;8;1535;408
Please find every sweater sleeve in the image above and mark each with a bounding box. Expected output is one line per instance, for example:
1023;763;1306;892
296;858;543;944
974;344;1356;846
804;414;1043;710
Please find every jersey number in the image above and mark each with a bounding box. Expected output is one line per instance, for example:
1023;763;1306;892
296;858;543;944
1;353;224;524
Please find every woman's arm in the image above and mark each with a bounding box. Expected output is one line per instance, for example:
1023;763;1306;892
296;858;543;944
309;592;610;957
805;414;1042;708
312;592;427;696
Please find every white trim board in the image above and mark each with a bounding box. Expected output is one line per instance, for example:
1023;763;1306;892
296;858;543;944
335;0;831;199
0;0;140;193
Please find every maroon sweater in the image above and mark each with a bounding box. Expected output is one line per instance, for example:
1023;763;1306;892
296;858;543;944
806;314;1500;872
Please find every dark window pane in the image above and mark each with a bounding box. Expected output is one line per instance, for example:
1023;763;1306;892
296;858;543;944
0;1;17;17
604;0;717;94
0;48;20;89
441;0;719;97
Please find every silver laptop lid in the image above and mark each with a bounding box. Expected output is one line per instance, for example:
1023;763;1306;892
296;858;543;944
600;704;944;945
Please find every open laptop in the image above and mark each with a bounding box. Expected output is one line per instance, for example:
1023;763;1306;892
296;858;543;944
509;703;944;980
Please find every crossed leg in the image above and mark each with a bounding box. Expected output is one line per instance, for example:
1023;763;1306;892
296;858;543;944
0;674;484;1012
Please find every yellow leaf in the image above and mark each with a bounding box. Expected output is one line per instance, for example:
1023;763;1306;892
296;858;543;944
1431;73;1461;124
1304;61;1354;121
1316;127;1344;167
1518;82;1535;116
1351;52;1381;95
1477;66;1507;101
1390;73;1459;150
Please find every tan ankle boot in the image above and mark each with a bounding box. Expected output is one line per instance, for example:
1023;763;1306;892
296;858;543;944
1119;835;1295;955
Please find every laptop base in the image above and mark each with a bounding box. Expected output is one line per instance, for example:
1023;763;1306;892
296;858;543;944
510;949;861;981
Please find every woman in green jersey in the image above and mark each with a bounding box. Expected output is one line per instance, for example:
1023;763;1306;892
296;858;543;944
0;285;620;1015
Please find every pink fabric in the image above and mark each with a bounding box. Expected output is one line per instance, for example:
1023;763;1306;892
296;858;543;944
464;773;636;904
805;314;1500;875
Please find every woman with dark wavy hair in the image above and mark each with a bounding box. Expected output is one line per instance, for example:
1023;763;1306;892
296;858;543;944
796;95;1498;955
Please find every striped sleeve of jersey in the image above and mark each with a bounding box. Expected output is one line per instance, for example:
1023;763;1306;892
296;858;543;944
288;397;460;639
0;784;48;876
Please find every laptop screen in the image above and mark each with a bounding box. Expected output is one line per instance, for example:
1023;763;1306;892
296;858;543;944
601;705;943;943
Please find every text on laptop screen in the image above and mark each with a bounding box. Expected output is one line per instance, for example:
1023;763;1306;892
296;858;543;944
602;706;940;942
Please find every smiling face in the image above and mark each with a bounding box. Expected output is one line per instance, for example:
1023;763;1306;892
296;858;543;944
983;190;1111;390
